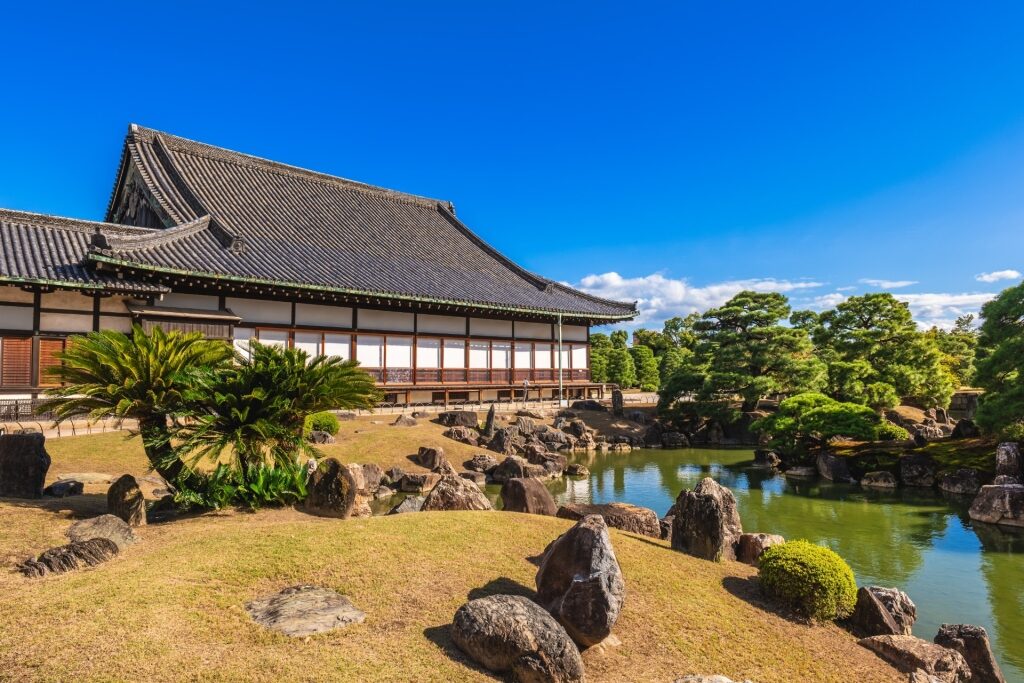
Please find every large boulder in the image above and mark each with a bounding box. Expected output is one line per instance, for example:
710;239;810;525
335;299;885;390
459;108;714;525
858;635;970;682
305;458;359;518
516;416;538;435
482;404;497;438
934;623;1006;683
491;455;546;483
445;426;480;446
753;450;781;468
439;410;479;428
66;514;137;550
18;538;119;578
0;432;51;498
246;585;365;637
465;453;500;473
671;477;743;561
421;474;493;511
307;430;335;444
571;399;605;412
537;428;576;449
387;495;424;514
492;426;526;456
557;502;660;538
501;477;557;516
995;442;1021;478
816;452;854;482
734;532;785;566
951;419;980;439
938;468;984;496
450;594;584;682
850;586;916;636
414;446;447;471
107;474;146;527
968;484;1024;527
535;515;625;648
360;463;384;494
563;420;589;440
900;454;938;488
392;413;417;427
861;471;898;489
397;472;442;494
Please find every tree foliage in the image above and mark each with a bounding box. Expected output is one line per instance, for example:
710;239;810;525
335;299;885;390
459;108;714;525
607;346;637;388
925;314;978;388
629;345;660;392
974;281;1024;437
589;332;612;383
751;392;885;458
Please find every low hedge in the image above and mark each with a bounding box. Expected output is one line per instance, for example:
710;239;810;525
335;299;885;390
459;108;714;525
758;540;857;621
305;411;341;436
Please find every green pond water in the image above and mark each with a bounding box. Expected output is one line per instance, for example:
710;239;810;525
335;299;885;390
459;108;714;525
535;448;1024;681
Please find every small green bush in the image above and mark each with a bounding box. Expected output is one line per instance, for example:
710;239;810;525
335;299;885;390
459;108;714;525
174;461;308;511
758;540;857;621
305;411;341;436
875;422;910;442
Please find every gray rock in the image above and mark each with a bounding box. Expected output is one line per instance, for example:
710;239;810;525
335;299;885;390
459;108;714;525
516;416;538;435
935;623;1005;683
445;425;480;446
0;433;51;498
900;454;938;488
360;463;384;493
465;453;500;473
817;452;854;482
385;466;405;483
43;479;84;497
482;404;497;438
563;419;590;439
305;458;359;518
107;474;146;527
245;585;365;637
439;410;479;428
397;472;442;494
864;586;917;635
392;414;417;427
557;502;660;538
735;532;785;566
564;463;589;478
537;427;576;449
660;516;673;541
66;514;137;550
492;426;526;456
501;477;557;516
861;471;898;489
968;484;1024;527
387;495;424;514
995;442;1021;478
421;474;493;511
535;514;625;649
307;430;336;444
611;389;624;416
491;455;546;483
671;477;743;561
753;449;781;468
951;419;980;439
459;471;486;486
571;399;605;412
938;468;984;496
993;475;1020;486
415;446;447;470
19;538;119;578
450;594;584;682
858;635;970;682
850;586;916;637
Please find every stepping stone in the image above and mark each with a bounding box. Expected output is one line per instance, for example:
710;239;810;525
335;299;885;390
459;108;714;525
246;585;365;637
56;472;115;485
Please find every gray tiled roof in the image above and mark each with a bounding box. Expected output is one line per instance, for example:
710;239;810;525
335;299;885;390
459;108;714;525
95;125;636;321
0;209;168;294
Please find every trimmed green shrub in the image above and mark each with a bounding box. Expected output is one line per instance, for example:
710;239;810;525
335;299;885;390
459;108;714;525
305;411;341;436
875;422;910;442
758;540;857;621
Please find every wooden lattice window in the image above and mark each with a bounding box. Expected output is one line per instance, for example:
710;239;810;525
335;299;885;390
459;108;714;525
0;337;33;387
37;338;67;387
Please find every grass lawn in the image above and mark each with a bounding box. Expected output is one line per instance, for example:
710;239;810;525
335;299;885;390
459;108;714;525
0;507;903;683
833;436;998;473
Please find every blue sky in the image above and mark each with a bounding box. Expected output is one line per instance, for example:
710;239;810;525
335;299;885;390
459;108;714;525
2;2;1023;329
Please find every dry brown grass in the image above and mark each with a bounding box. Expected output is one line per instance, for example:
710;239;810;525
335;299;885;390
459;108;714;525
0;506;902;683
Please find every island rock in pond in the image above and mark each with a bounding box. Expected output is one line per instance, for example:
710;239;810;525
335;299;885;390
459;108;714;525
671;477;743;561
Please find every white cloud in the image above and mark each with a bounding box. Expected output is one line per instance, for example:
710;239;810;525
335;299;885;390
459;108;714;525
859;278;918;289
572;271;823;326
975;269;1021;283
809;292;848;310
895;292;996;330
835;286;857;292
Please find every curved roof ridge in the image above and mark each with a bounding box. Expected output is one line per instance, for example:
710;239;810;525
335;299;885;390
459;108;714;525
0;207;155;236
130;124;447;210
96;215;213;252
545;279;637;311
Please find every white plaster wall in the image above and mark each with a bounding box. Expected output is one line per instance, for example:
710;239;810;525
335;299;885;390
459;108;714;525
296;303;353;328
0;306;33;330
516;321;552;340
100;296;132;313
158;293;222;310
226;298;292;324
470;317;513;337
99;315;133;333
417;313;465;335
358;309;414;332
416;338;441;367
41;290;94;311
409;390;434;403
571;345;588;369
39;312;93;333
563;325;588;342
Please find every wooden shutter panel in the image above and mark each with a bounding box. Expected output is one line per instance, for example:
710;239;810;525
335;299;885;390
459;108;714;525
1;337;33;387
37;338;66;387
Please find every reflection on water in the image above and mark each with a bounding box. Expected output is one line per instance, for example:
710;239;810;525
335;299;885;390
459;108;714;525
549;447;1024;682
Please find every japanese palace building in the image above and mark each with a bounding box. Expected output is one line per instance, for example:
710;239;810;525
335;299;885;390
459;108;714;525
0;125;636;409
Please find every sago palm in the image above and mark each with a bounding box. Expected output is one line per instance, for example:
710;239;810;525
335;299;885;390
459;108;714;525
175;341;380;479
38;324;232;483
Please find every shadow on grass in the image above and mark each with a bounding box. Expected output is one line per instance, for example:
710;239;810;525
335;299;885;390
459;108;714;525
721;575;811;625
422;624;499;680
468;576;536;601
0;492;107;519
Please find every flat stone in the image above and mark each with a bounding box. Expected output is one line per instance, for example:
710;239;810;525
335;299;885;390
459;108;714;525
557;502;660;538
392;414;417;427
859;635;970;682
43;480;84;497
387;495;424;514
19;538;119;578
861;471;898;489
245;585;365;637
969;484;1024;527
56;472;114;484
66;514;137;550
450;594;584;682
